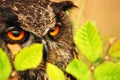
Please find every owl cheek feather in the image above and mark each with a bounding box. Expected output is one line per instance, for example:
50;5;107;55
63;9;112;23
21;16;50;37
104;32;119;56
7;43;21;59
7;43;21;79
9;70;19;80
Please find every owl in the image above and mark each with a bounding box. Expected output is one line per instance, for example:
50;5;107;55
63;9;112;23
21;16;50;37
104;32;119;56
0;0;77;80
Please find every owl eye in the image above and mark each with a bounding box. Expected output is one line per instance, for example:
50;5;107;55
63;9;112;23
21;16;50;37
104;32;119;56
7;30;25;41
49;26;60;37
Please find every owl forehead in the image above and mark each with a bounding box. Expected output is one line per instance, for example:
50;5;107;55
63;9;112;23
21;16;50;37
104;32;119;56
0;0;56;37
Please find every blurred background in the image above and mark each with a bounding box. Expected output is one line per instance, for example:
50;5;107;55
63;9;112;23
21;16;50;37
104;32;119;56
52;0;120;40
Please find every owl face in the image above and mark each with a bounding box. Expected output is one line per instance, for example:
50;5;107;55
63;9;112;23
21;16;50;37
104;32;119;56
0;0;75;79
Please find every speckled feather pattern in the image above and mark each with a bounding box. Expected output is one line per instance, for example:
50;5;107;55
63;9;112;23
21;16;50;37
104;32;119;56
0;0;76;80
0;0;56;37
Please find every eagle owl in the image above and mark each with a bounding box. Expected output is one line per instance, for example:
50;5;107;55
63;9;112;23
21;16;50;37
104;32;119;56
0;0;77;80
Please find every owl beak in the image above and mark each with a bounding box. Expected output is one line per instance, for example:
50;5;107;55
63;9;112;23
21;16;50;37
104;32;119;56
42;39;48;62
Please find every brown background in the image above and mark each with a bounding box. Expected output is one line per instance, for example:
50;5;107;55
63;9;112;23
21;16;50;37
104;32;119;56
72;0;120;40
52;0;120;39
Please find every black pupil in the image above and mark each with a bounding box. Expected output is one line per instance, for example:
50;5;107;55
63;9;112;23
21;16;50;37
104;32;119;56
50;27;55;32
11;30;21;37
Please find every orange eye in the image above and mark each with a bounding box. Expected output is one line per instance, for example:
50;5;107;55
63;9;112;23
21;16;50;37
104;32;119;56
49;26;60;37
7;30;25;41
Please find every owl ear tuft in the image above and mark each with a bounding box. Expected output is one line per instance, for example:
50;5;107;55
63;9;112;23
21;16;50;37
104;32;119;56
51;1;77;13
60;1;77;11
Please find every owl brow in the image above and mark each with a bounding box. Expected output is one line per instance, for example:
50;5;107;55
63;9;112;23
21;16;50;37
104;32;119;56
42;28;50;37
42;19;58;37
5;26;16;32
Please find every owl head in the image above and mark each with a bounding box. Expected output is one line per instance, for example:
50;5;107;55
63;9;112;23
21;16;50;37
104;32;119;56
0;0;76;79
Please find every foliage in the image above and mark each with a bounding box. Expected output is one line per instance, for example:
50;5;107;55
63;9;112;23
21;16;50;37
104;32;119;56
0;21;120;80
74;21;103;62
68;21;120;80
0;44;43;80
46;63;66;80
66;59;91;80
109;41;120;58
0;49;12;80
14;44;43;71
94;62;120;80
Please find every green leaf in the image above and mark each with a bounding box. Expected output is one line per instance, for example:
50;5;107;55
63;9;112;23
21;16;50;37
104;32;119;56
109;41;120;58
74;21;103;62
0;48;12;80
14;44;43;71
47;63;65;80
94;62;120;80
66;59;91;80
